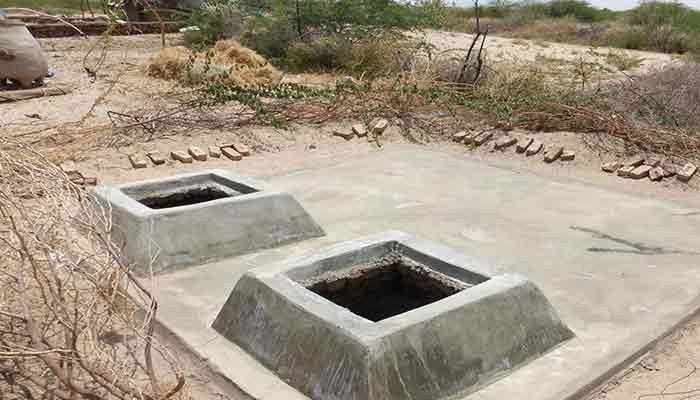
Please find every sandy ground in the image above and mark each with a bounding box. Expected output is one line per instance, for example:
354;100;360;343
2;32;699;400
416;29;679;80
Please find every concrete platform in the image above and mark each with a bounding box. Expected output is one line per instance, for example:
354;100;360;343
213;232;574;400
148;146;700;400
92;169;325;275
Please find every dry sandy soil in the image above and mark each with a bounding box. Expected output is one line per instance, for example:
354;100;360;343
416;29;679;80
2;32;700;400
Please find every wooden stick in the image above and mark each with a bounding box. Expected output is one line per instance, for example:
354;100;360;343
0;87;71;103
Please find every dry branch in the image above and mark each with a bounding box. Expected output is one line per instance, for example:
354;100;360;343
0;87;72;103
0;139;185;399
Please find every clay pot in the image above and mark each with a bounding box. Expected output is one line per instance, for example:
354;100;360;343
0;20;49;88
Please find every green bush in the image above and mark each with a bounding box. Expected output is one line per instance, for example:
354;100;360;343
286;35;352;72
625;1;700;53
239;16;295;62
184;2;243;50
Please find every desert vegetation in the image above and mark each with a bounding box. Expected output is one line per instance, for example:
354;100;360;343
142;0;699;160
435;0;700;57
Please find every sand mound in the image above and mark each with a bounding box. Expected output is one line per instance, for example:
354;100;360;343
146;40;281;85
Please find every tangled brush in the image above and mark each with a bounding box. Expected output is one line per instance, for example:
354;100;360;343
146;40;282;86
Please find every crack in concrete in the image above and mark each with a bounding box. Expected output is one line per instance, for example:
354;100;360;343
570;226;700;256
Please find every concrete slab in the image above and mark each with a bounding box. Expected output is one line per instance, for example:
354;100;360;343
147;146;700;400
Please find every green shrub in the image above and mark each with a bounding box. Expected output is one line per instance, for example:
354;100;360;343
347;38;415;78
184;2;242;50
286;35;352;72
240;15;296;61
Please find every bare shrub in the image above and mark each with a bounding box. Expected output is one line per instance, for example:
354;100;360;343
0;140;185;399
611;62;700;131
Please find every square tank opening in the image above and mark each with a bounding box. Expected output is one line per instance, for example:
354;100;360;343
122;174;258;210
306;255;469;322
137;186;231;209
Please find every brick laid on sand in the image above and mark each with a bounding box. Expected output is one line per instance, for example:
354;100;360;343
188;146;207;161
473;131;493;146
333;130;355;140
644;157;661;167
129;154;148;169
209;146;221;158
463;131;479;145
623;155;645;168
526;140;543;156
560;151;575;161
617;165;635;178
221;147;242;161
495;136;517;150
678;162;698;182
171;151;193;164
233;143;251;156
544;146;564;163
516;137;534;153
649;167;665;181
352;124;367;137
147;151;166;165
372;119;389;134
452;131;468;142
601;161;622;173
662;165;676;178
629;165;652;179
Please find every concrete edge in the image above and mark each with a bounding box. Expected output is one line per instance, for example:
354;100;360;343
559;294;700;400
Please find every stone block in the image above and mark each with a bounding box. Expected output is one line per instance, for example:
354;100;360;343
352;124;367;137
171;151;193;164
208;146;221;158
516;137;534;153
188;146;207;161
662;165;676;178
372;119;389;134
233;143;251;157
623;155;644;168
601;161;621;173
147;151;166;165
678;162;698;182
649;167;665;181
629;165;652;179
644;157;661;167
473;131;493;146
221;147;242;161
617;165;635;178
544;146;564;163
560;151;576;161
452;131;468;142
129;154;148;169
526;140;543;156
495;136;517;150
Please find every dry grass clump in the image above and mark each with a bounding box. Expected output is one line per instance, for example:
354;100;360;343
146;40;282;86
213;39;267;68
147;46;193;80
